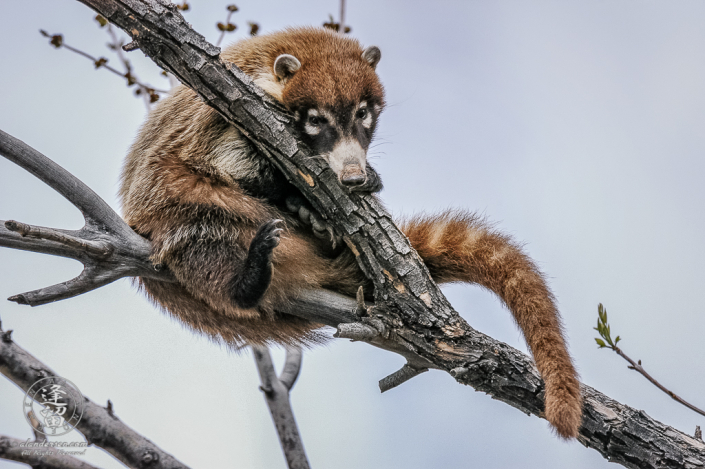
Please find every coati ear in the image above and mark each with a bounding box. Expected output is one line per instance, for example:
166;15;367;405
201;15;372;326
274;54;301;80
362;46;381;70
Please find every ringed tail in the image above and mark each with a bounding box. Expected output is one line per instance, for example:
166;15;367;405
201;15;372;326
401;210;582;438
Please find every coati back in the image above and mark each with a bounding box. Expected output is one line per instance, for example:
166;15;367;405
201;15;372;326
120;27;582;438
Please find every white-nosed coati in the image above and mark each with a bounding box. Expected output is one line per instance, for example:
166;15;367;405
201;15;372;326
120;27;582;438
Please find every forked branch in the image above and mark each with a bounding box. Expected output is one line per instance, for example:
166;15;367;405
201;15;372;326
0;129;173;306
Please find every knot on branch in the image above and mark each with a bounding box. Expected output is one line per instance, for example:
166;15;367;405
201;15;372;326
141;448;160;465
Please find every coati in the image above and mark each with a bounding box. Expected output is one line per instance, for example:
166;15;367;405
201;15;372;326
120;27;582;438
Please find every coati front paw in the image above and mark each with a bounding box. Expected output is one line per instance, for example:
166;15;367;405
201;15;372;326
230;219;284;309
349;164;383;193
285;195;341;248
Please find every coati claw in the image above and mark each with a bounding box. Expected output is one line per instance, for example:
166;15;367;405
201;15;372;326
252;219;284;252
326;226;339;249
285;195;340;248
355;286;367;318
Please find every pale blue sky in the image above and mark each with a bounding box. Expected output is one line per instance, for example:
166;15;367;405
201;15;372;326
1;1;704;468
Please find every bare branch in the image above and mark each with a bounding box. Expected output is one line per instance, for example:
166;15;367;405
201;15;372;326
278;346;302;391
0;434;99;469
0;326;191;469
0;129;173;306
378;364;428;393
252;346;310;469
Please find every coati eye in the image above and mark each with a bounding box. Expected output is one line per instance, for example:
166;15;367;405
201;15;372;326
308;115;324;126
356;108;368;120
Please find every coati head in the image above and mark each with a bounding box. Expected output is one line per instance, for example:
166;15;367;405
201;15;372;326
223;28;385;188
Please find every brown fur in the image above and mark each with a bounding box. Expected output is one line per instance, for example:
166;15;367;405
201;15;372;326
120;28;581;437
401;212;582;437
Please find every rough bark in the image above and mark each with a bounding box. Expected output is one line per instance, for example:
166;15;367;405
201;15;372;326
0;328;190;469
0;0;702;466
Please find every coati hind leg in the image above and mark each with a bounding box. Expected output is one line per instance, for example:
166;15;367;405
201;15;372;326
149;205;287;318
230;219;284;308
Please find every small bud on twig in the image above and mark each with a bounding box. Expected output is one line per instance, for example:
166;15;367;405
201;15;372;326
95;14;109;27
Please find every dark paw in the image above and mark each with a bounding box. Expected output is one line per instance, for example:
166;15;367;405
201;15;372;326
349;164;383;193
231;219;284;309
250;219;284;256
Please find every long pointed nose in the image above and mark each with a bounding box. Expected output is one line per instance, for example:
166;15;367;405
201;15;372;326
340;164;367;186
329;138;368;187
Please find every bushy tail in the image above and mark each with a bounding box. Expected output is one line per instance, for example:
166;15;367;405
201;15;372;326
400;210;582;438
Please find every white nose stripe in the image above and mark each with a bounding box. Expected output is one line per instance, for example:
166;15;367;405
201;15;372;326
327;138;366;177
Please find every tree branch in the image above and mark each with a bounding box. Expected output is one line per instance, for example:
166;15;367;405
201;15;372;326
0;324;191;469
253;346;310;469
614;347;705;419
0;128;173;306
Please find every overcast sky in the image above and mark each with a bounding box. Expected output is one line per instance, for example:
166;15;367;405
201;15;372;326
1;1;705;468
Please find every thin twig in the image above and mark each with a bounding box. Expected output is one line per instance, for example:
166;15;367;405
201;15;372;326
104;23;162;106
339;0;346;36
39;29;167;104
215;5;238;47
614;347;705;418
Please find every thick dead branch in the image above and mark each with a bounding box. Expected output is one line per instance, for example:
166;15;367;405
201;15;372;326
0;326;190;469
0;434;99;469
252;346;310;469
0;129;174;306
